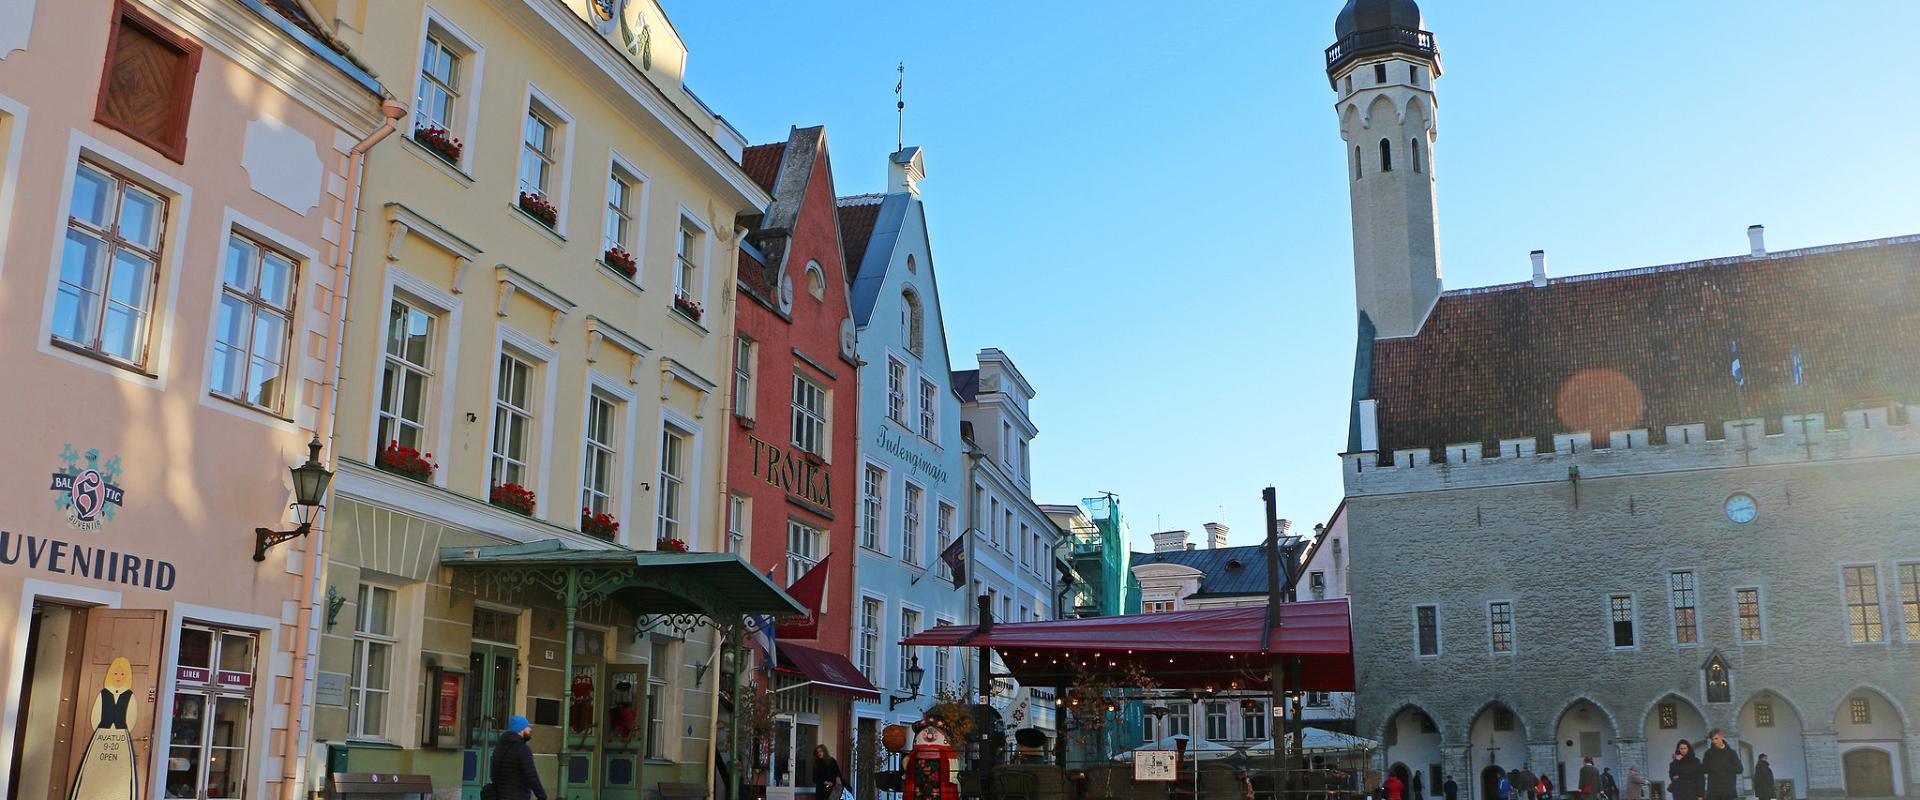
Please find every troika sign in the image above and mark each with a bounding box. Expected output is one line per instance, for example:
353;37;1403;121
747;434;834;511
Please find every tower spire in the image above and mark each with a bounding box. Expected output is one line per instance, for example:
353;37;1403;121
895;61;905;152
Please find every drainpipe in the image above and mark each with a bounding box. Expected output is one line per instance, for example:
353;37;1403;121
282;97;407;800
704;223;746;799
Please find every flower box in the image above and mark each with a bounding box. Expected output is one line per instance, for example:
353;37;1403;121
413;125;463;165
603;246;638;278
376;441;436;481
672;291;704;322
518;192;558;228
656;537;689;553
581;510;620;539
490;483;537;516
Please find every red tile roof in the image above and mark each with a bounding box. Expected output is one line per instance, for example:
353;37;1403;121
1369;235;1920;455
835;198;884;281
740;143;785;195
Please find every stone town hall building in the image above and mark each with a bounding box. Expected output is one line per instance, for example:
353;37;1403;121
1327;1;1919;798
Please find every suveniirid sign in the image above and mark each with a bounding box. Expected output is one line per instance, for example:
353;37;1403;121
746;435;833;511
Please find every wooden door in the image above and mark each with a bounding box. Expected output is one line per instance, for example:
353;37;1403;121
1841;749;1894;797
66;610;166;800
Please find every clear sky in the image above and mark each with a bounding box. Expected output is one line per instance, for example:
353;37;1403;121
662;1;1920;550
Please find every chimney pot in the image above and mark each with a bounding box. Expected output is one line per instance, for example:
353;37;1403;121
1748;225;1766;256
1202;522;1230;550
1150;530;1191;553
1530;250;1548;287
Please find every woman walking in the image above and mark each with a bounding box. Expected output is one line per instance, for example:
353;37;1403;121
812;744;845;800
1667;741;1704;800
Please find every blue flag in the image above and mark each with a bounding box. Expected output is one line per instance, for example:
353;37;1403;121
1730;341;1744;386
1791;348;1804;386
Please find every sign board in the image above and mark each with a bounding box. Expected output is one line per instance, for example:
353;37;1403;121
313;671;348;707
426;667;465;749
1133;750;1178;782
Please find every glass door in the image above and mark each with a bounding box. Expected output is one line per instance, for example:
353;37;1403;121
460;644;519;800
770;716;796;800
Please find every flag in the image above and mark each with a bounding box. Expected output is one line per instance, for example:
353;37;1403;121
1791;348;1804;386
940;535;967;588
751;567;777;673
775;553;832;639
1730;341;1744;386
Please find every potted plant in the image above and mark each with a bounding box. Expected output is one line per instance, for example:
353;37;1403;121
655;537;689;553
375;440;436;481
672;291;704;322
412;125;463;164
517;191;558;228
603;245;638;278
489;483;537;515
581;509;620;538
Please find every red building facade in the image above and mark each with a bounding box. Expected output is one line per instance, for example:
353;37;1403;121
728;127;866;772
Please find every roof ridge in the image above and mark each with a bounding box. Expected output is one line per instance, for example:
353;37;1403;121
1443;232;1920;298
836;193;885;206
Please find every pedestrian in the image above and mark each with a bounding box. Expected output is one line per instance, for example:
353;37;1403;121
811;744;844;800
1580;757;1601;800
1386;772;1405;800
1601;767;1619;800
489;716;547;800
1701;730;1741;800
1414;770;1426;800
1515;768;1537;800
1625;767;1646;800
1751;755;1775;800
1497;772;1515;800
1668;740;1703;800
1541;774;1554;800
1445;776;1460;800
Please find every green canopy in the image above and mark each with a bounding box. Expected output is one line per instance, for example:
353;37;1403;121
439;539;803;619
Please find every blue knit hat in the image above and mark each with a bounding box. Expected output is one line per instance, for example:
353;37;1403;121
508;715;530;732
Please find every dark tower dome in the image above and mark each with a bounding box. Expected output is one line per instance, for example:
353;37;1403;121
1334;0;1424;39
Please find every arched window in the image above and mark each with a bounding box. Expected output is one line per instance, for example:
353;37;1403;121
1411;138;1423;174
1378;138;1392;172
1353;146;1362;181
901;287;924;357
804;260;825;300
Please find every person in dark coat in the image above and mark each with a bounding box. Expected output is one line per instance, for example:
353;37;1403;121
1579;758;1602;800
491;716;548;800
811;744;844;800
1701;731;1742;800
1444;776;1459;800
1414;771;1426;800
1514;769;1537;800
1751;755;1775;800
1668;740;1703;800
1600;768;1619;800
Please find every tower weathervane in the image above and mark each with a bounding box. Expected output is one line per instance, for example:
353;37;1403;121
895;61;905;151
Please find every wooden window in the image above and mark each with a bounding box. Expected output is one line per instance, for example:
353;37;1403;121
55;160;166;369
212;232;297;411
96;3;201;163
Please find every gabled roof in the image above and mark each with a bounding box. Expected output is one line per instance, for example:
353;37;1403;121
951;369;981;402
740;142;785;195
1131;544;1276;598
834;196;884;284
1366;234;1920;456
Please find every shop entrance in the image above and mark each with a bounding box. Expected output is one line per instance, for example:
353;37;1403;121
461;643;519;800
163;625;258;799
560;627;646;800
8;602;166;800
769;715;821;800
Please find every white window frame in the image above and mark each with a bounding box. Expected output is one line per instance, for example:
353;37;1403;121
726;494;749;556
1204;700;1229;742
901;482;924;567
861;462;887;553
786;519;821;583
917;376;937;439
603;155;645;255
488;345;542;501
1733;585;1767;644
791;373;827;456
579;371;635;537
1840;562;1886;645
1607;592;1638;651
1487;600;1515;656
653;407;703;550
935;500;957;579
370;270;461;483
672;209;712;313
349;583;399;741
857;595;884;683
932;616;955;694
1898;561;1920;644
1413;604;1440;658
886;356;908;425
0;93;29;288
515;87;574;235
732;337;755;420
409;8;485;172
898;605;922;690
1670;569;1701;646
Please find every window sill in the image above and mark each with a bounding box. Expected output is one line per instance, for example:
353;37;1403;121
509;203;567;244
596;260;644;297
209;391;294;422
734;414;755;430
668;306;709;336
399;136;476;187
50;338;158;379
859;544;890;558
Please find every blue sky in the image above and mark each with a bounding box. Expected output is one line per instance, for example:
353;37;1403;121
664;1;1920;549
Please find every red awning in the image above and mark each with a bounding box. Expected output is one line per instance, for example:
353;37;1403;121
776;642;882;701
900;600;1353;692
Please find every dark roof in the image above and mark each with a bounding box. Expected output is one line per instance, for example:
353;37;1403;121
740;143;785;195
1335;0;1423;38
834;198;884;282
1131;544;1275;598
951;369;980;402
1366;235;1920;456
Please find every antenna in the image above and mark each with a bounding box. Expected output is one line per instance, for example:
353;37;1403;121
894;62;906;151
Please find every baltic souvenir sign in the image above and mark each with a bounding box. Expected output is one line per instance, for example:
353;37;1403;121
747;435;834;511
50;445;126;530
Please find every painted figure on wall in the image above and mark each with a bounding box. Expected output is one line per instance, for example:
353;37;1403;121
70;657;139;800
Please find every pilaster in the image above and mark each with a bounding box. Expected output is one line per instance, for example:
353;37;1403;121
1528;741;1557;775
1442;745;1470;788
1799;731;1842;798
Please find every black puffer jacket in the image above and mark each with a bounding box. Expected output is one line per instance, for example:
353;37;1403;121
491;732;548;800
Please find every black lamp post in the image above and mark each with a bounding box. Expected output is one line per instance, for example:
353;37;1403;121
888;655;926;710
254;436;333;561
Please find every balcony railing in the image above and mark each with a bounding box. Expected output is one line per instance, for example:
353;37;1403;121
1325;26;1437;71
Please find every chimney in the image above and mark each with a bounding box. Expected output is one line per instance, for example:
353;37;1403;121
1530;250;1548;287
1277;519;1294;537
1203;522;1230;550
1748;225;1766;256
1150;530;1190;553
888;147;925;196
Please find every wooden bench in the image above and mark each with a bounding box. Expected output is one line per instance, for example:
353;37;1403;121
327;774;434;800
659;782;708;800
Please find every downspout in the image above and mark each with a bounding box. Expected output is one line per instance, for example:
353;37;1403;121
705;224;746;798
282;97;407;800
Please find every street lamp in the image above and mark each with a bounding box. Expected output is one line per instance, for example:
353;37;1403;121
254;436;333;562
888;655;926;710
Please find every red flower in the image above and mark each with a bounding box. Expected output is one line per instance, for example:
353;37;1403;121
377;440;437;479
672;291;704;321
490;483;537;515
412;125;463;164
655;537;690;553
581;509;621;538
518;192;559;227
604;246;638;277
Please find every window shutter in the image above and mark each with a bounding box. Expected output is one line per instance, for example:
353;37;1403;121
96;4;201;163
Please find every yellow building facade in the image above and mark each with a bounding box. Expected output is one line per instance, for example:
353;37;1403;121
295;0;777;798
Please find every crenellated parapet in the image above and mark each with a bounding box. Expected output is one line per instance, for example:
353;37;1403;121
1343;404;1920;496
